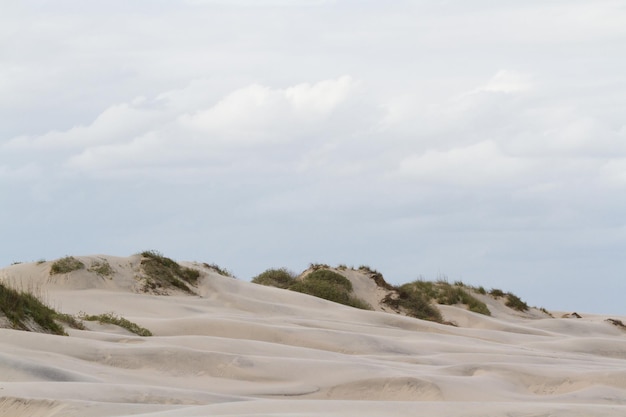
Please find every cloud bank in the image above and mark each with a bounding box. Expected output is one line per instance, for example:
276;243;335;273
2;1;626;314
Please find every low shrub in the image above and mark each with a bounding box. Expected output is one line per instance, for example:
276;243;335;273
291;269;370;310
490;288;506;298
50;256;85;275
252;268;296;289
254;267;370;310
305;269;353;291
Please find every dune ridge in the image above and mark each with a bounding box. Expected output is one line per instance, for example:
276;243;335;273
1;254;625;416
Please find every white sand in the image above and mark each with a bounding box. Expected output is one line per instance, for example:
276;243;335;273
1;255;625;416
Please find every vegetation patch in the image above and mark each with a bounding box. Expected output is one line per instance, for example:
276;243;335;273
202;262;234;278
252;268;296;289
89;259;114;278
292;270;371;310
309;263;331;271
358;265;395;290
606;318;626;330
490;288;506;298
253;267;371;310
539;307;554;317
139;250;200;293
50;256;85;275
382;279;491;322
504;292;529;312
434;281;491;316
0;282;66;335
55;313;87;330
80;312;152;336
383;285;443;323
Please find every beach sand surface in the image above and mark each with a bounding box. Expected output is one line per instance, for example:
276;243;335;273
1;255;625;416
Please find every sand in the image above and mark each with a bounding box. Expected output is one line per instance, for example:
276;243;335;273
1;255;625;416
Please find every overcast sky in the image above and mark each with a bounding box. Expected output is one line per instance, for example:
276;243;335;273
2;1;626;314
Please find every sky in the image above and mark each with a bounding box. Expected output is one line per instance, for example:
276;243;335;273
2;0;626;314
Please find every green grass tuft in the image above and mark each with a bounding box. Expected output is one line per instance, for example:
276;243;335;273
55;313;87;330
80;312;152;336
291;270;371;310
202;262;234;278
253;267;371;310
384;284;443;323
383;278;492;322
252;268;296;289
309;263;331;271
0;282;66;335
505;292;529;311
489;288;506;298
139;250;200;293
50;256;85;275
89;259;114;278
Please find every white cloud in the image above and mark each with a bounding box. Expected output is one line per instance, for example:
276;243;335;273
5;101;162;151
60;76;361;176
178;76;357;143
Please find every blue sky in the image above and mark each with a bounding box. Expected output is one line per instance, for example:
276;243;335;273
2;0;626;314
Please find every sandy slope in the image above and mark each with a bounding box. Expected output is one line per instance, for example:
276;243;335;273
1;255;626;416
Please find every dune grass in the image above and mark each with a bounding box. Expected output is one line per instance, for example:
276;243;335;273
89;259;114;278
381;279;491;322
0;282;66;335
202;262;234;278
79;312;152;336
252;268;296;289
505;293;529;311
434;281;491;316
291;270;372;310
55;313;87;330
50;256;85;275
139;250;200;293
382;285;443;323
253;267;371;310
358;265;395;290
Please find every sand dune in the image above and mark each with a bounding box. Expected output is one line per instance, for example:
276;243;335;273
1;255;625;416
